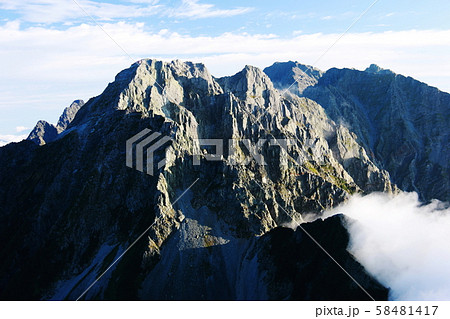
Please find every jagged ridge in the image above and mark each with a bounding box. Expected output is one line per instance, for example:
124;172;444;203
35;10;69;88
0;59;404;301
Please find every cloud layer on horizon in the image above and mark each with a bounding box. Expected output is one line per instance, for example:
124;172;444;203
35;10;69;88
0;134;28;146
1;19;449;139
2;21;449;86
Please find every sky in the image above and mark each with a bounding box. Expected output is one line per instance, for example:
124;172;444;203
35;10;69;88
1;0;450;145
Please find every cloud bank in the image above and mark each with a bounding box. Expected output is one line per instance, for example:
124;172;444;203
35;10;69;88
0;134;27;146
325;192;450;301
2;22;449;91
1;20;449;138
0;0;251;23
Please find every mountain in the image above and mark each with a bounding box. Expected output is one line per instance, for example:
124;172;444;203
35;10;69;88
26;120;59;146
27;100;84;145
56;99;84;132
1;58;439;301
364;63;394;75
265;62;450;202
264;61;323;95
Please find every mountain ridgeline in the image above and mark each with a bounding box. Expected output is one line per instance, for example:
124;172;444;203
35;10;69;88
0;59;447;300
266;62;449;202
27;100;84;146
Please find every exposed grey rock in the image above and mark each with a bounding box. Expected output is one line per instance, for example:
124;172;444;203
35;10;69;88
264;61;323;95
56;99;84;132
365;64;394;75
1;59;394;300
301;67;450;201
27;100;84;146
26;120;58;146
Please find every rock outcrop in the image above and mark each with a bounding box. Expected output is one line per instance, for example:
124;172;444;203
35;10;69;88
302;68;450;202
264;61;323;95
27;100;84;145
265;63;450;202
56;99;84;132
0;59;407;301
26;120;58;146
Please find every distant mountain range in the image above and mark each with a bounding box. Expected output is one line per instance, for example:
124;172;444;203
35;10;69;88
0;59;447;300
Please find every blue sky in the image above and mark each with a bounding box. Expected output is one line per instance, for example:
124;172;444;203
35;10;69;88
1;0;450;144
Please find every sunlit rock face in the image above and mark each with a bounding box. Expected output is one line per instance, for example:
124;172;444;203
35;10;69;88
266;62;449;202
3;59;427;301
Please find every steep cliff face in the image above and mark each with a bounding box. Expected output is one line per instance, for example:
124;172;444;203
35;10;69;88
0;59;392;300
26;120;58;145
265;63;450;202
27;100;84;145
254;215;388;301
56;99;84;132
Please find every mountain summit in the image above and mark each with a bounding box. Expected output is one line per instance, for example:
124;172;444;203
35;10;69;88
264;62;449;201
264;61;323;95
27;99;84;145
0;59;447;300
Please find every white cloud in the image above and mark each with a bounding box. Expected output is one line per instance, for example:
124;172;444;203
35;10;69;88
1;21;450;136
325;192;450;300
0;134;27;146
15;126;29;132
168;0;252;19
0;0;162;24
0;0;251;24
2;22;450;84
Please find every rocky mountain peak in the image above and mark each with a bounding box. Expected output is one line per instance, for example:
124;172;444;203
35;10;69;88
27;99;83;145
132;59;218;89
365;64;394;75
26;120;58;146
216;64;276;104
264;61;323;95
104;59;224;118
8;59;445;301
56;99;84;132
300;66;449;201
